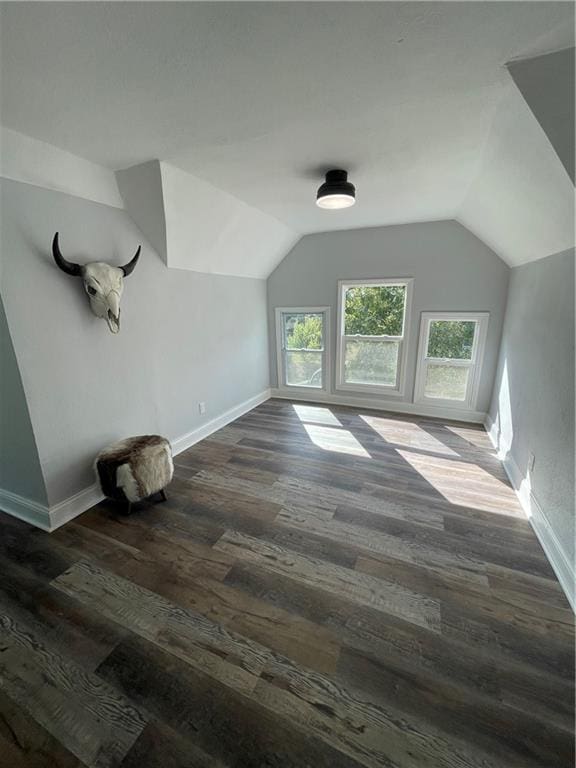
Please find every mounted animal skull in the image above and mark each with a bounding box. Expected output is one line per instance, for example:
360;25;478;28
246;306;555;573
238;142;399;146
52;232;140;334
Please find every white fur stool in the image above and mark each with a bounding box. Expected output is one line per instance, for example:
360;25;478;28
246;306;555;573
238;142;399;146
95;435;173;513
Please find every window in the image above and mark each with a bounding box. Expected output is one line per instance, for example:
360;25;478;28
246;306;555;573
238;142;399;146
336;279;413;394
414;312;489;409
275;307;329;391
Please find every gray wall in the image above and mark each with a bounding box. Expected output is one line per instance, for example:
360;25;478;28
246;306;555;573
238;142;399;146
0;295;48;504
0;179;269;506
267;220;509;412
488;249;575;564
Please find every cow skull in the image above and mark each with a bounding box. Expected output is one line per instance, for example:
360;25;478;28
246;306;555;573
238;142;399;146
52;232;140;334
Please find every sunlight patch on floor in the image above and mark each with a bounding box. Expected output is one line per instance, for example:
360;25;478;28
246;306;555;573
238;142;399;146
303;424;371;458
293;404;342;427
360;414;459;456
444;425;492;450
396;448;524;516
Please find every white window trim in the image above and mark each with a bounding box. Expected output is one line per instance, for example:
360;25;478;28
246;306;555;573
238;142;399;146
414;311;490;410
335;278;413;397
275;306;330;394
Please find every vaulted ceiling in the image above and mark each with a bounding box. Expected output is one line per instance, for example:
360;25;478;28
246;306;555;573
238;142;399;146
0;2;573;273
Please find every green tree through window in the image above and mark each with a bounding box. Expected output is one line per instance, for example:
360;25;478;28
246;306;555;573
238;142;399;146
286;315;322;349
345;285;406;336
427;320;476;360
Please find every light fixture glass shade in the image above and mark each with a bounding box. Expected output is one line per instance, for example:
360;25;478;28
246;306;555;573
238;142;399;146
316;193;356;209
316;169;356;210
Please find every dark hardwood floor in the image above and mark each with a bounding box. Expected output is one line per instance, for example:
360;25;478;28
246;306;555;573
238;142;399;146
0;398;574;767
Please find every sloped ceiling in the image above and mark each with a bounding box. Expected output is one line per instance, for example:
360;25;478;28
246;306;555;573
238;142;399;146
458;81;574;267
508;47;575;184
117;159;297;278
0;2;574;273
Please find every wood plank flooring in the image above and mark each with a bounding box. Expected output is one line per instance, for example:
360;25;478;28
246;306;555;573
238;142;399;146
0;398;573;767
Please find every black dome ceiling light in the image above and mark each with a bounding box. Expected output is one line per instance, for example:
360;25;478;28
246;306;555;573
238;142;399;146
316;169;356;210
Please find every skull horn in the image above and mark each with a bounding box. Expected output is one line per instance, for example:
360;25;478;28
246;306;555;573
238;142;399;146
120;246;141;277
52;232;83;276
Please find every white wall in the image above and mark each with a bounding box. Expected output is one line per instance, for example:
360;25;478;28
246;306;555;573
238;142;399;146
159;163;298;278
487;249;575;601
0;126;123;208
116;160;168;263
267;220;509;417
0;178;270;507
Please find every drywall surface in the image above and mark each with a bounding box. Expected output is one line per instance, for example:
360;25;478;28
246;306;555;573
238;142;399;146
0;126;123;208
488;249;575;564
160;163;298;278
2;1;573;255
508;47;575;184
458;84;575;267
0;178;269;506
116;160;167;263
267;220;509;413
0;295;48;505
0;131;298;280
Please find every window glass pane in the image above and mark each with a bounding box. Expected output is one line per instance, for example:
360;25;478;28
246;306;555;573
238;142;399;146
424;363;469;400
344;285;406;336
286;350;323;388
427;320;476;360
283;313;323;350
344;339;399;387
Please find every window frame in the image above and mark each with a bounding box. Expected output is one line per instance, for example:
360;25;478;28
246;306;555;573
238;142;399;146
414;311;490;410
335;278;414;396
275;306;330;393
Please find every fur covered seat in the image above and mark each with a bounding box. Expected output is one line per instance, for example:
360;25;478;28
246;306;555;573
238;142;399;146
95;435;173;511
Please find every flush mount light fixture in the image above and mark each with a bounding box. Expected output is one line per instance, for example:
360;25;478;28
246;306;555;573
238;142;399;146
316;169;356;209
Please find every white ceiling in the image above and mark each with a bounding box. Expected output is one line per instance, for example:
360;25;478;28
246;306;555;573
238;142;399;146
0;2;574;267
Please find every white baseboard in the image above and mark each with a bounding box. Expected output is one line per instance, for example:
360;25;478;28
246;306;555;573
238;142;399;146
528;494;575;612
484;414;575;612
0;388;271;533
0;483;107;533
270;388;486;424
0;488;52;531
171;389;271;454
49;483;105;531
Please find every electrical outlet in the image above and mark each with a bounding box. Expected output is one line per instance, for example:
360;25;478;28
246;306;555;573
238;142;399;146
198;402;206;415
528;452;536;472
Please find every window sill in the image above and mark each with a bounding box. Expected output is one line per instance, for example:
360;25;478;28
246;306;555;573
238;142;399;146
335;382;405;397
277;384;327;395
414;396;475;410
